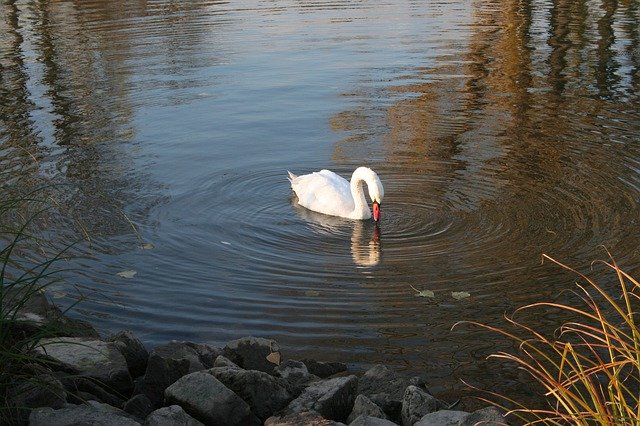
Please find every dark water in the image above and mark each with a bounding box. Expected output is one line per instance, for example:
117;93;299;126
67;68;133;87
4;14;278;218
2;0;639;406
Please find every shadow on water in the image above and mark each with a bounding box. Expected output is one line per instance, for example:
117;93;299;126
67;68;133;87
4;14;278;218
1;0;640;410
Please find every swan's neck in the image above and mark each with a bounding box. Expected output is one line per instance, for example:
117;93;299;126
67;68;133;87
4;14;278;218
350;176;371;219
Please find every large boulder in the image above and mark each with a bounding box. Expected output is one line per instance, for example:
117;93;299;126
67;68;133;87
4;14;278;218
285;375;358;422
123;393;154;420
459;406;506;425
34;337;133;397
223;336;282;373
301;359;347;378
265;411;347;425
144;405;204;426
141;341;220;406
349;415;398;426
357;365;409;402
62;376;126;407
400;385;440;426
209;366;294;420
29;401;140;426
2;286;99;340
274;360;319;391
164;371;260;426
108;330;149;378
346;394;388;423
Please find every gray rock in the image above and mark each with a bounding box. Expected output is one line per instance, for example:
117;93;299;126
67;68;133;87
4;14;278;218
142;341;220;406
347;395;388;423
302;359;347;378
358;365;409;402
274;360;319;392
209;366;294;420
459;406;506;425
265;411;347;425
369;393;401;421
223;336;282;373
2;286;99;340
213;354;240;368
144;405;204;426
164;371;260;426
286;375;358;422
415;410;470;426
34;337;133;397
401;386;440;426
29;402;141;425
109;330;149;378
123;393;154;420
8;372;67;410
63;377;126;407
349;415;398;426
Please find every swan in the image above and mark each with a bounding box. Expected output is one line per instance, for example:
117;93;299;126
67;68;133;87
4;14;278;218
287;167;384;221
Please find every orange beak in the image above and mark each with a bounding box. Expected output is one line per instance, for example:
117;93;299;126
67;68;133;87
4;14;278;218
372;201;380;222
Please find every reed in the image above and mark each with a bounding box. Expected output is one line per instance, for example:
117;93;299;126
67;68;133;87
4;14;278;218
457;252;640;425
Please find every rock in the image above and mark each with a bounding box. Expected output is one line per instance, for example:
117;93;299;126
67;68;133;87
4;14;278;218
223;336;282;373
415;410;470;426
61;376;126;407
144;405;204;426
2;286;99;340
358;365;409;402
123;393;154;420
349;415;398;426
164;371;260;426
213;354;240;368
34;337;133;397
369;393;401;422
459;406;506;425
109;330;149;378
275;360;318;386
401;386;440;426
209;367;294;420
285;375;358;422
8;372;67;410
302;359;347;378
142;341;220;406
29;402;140;425
265;411;347;425
347;395;388;423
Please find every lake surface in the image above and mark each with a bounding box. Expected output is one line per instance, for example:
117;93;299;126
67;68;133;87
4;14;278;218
2;0;639;405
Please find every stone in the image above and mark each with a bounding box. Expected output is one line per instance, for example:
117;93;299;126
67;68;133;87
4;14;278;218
34;337;133;397
8;372;67;410
141;341;220;406
61;376;126;407
2;286;99;340
144;405;204;426
213;354;240;368
223;336;282;373
285;375;358;422
123;393;154;420
459;406;506;425
349;415;398;426
29;402;140;426
401;386;440;426
164;371;260;426
302;359;347;378
109;330;149;378
209;366;294;420
357;365;409;402
347;394;388;423
369;393;401;422
414;410;470;426
265;411;347;425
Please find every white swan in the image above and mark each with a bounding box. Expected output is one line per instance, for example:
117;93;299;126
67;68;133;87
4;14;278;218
287;167;384;221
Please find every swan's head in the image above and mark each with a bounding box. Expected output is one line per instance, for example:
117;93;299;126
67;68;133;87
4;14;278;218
354;167;384;222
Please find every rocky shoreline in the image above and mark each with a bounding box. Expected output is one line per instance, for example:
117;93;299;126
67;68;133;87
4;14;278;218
5;287;507;425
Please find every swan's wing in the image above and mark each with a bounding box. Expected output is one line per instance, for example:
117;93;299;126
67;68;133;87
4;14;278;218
290;170;354;217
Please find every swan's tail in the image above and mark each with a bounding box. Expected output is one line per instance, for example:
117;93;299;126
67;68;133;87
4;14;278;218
287;171;297;183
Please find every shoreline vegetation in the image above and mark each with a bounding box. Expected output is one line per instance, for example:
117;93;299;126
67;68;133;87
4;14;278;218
2;196;638;425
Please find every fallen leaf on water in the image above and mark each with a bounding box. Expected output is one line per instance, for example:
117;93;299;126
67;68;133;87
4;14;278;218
141;243;154;250
117;270;137;279
451;291;470;300
266;351;282;366
305;290;321;297
410;285;434;298
52;291;66;299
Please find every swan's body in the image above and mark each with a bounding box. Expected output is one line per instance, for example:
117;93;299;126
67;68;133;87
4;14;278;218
287;167;384;221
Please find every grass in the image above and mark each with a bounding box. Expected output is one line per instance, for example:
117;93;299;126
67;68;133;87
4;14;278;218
456;252;640;425
0;188;81;424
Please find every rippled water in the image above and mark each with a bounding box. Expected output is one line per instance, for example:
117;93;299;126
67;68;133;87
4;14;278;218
2;0;639;405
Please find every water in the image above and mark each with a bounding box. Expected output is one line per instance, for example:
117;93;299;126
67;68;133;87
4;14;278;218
2;0;639;405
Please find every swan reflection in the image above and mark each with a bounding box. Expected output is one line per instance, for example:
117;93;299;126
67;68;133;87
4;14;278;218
291;200;381;267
